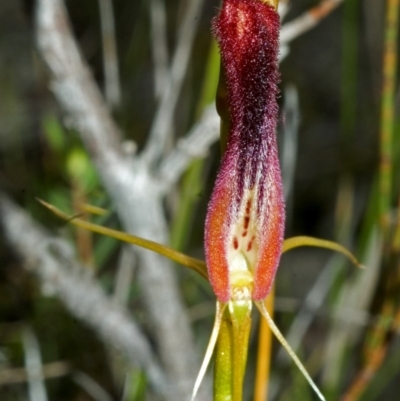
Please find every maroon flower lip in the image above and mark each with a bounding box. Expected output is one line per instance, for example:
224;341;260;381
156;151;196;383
205;0;285;303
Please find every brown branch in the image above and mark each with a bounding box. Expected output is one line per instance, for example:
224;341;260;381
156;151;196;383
0;362;71;386
340;345;388;401
280;0;343;45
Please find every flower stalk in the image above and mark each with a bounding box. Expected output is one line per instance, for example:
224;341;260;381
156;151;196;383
212;303;252;401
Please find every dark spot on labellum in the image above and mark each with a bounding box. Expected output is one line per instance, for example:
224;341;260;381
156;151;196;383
246;200;251;215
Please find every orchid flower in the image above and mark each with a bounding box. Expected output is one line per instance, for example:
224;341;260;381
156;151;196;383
39;0;363;399
198;0;319;399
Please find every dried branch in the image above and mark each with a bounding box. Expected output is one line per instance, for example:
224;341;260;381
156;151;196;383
281;85;300;201
0;362;71;386
35;1;209;399
141;0;205;165
0;194;167;397
157;104;220;192
36;0;123;165
339;307;400;401
281;0;344;45
98;0;121;108
72;371;114;401
149;0;169;99
113;246;137;306
278;0;290;19
323;231;382;387
22;326;48;401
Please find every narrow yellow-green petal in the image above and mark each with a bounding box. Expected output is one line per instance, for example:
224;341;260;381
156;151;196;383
37;199;208;279
256;301;326;401
283;236;364;268
80;203;109;216
192;302;227;401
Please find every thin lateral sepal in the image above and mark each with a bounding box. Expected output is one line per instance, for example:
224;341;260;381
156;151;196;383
191;301;227;401
80;203;109;216
283;236;365;268
37;199;208;279
255;301;326;401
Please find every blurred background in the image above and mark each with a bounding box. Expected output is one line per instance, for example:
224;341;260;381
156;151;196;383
0;0;399;400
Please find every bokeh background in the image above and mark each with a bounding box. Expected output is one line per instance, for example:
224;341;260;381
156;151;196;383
0;0;399;400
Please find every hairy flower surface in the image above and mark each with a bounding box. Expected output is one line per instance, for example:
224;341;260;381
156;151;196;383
205;0;284;302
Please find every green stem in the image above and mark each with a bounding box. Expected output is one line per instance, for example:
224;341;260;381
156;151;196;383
214;314;233;401
214;301;252;401
379;0;399;232
230;301;252;401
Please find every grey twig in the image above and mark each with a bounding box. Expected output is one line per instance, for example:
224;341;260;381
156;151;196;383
149;0;169;99
277;255;344;364
322;230;382;387
22;326;48;401
280;0;344;60
157;104;220;193
98;0;121;108
113;246;137;306
278;0;290;19
141;0;205;165
269;255;346;401
72;371;114;401
36;0;123;165
281;0;344;45
281;12;318;45
0;194;167;396
35;1;209;399
281;85;300;202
